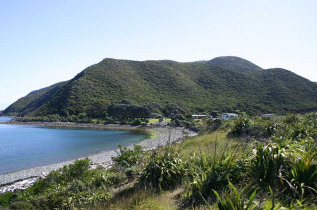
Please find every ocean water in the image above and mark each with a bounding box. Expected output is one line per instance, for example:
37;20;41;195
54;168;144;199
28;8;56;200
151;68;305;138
0;117;147;174
0;117;13;122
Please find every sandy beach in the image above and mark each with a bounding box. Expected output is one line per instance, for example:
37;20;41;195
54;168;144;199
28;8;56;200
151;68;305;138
0;125;197;193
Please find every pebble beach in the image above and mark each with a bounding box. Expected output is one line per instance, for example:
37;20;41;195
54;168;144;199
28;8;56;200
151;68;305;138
0;125;197;193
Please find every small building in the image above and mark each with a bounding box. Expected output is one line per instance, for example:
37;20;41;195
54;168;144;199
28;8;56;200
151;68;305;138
192;114;209;119
151;113;159;118
263;113;275;117
221;113;238;119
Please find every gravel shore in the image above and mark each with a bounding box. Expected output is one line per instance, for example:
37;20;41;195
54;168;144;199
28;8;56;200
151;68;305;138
3;121;138;130
0;126;197;193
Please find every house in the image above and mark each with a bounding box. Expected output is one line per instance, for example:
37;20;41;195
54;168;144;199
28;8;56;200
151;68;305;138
192;114;209;119
151;113;159;118
263;113;275;117
221;113;238;119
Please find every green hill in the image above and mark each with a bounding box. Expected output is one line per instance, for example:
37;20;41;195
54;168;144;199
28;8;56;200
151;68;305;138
4;56;317;116
205;56;263;73
4;82;67;116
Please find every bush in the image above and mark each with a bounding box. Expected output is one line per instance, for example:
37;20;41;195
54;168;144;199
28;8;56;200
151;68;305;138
183;155;247;206
206;118;223;132
213;182;257;210
131;119;142;126
64;158;90;180
9;201;35;210
67;179;86;193
113;145;144;168
229;118;251;137
250;143;286;187
139;151;186;191
174;114;185;121
290;152;317;198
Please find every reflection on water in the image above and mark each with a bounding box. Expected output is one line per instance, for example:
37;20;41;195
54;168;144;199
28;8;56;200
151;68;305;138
0;121;147;174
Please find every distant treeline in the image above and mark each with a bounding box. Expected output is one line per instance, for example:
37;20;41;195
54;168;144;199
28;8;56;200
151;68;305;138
16;100;189;124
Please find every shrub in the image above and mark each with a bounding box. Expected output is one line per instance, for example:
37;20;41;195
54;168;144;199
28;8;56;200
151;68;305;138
9;201;35;210
229;118;251;137
290;152;317;198
174;114;185;121
113;145;144;168
91;171;123;189
131;119;142;126
262;120;278;138
183;155;247;206
213;182;257;210
67;179;86;193
206;118;223;132
250;143;287;187
139;151;186;191
64;158;90;180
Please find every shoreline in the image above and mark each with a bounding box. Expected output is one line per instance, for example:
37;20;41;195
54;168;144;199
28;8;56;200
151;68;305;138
0;125;197;193
3;120;140;130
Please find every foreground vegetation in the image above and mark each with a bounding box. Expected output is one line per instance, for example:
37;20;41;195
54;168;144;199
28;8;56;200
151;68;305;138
0;113;316;209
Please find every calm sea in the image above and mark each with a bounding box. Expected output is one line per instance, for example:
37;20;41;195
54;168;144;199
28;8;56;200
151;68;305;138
0;117;147;174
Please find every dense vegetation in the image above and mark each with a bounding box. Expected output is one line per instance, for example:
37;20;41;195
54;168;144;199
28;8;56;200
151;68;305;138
3;82;66;116
4;56;317;117
1;113;316;209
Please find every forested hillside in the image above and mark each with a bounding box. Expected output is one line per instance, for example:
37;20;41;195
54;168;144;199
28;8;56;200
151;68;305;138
4;56;317;116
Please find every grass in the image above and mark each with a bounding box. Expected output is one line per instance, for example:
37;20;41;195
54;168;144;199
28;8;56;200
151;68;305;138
148;118;171;124
176;131;251;160
107;188;180;210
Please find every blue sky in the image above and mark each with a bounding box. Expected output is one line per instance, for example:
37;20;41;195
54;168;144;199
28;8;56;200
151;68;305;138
1;0;316;110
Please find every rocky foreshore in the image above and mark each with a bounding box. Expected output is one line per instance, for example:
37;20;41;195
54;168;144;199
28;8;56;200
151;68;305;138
0;126;197;194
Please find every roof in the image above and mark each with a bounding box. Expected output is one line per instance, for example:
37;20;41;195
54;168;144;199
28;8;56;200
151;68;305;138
222;113;238;116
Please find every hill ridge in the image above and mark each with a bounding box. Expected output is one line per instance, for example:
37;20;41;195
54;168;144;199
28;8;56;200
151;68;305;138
4;56;317;116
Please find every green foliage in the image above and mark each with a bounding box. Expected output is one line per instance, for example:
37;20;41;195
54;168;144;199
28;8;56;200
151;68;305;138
113;145;144;168
139;150;186;191
213;182;257;210
9;201;35;210
290;152;317;198
229;117;251;137
163;103;186;117
131;118;142;126
5;57;316;117
183;153;247;206
107;102;151;119
250;143;286;186
0;192;13;207
1;113;317;209
206;56;263;73
0;159;116;209
85;99;109;118
205;118;223;132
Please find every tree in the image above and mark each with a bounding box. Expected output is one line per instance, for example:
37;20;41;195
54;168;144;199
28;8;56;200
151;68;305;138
86;99;109;118
163;103;186;117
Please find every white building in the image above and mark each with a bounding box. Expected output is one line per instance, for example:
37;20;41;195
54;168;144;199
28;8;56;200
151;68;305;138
263;113;275;117
192;114;209;119
221;113;238;119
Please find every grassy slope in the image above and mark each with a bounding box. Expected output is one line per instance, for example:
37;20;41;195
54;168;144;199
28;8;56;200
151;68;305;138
4;57;317;116
105;132;251;210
